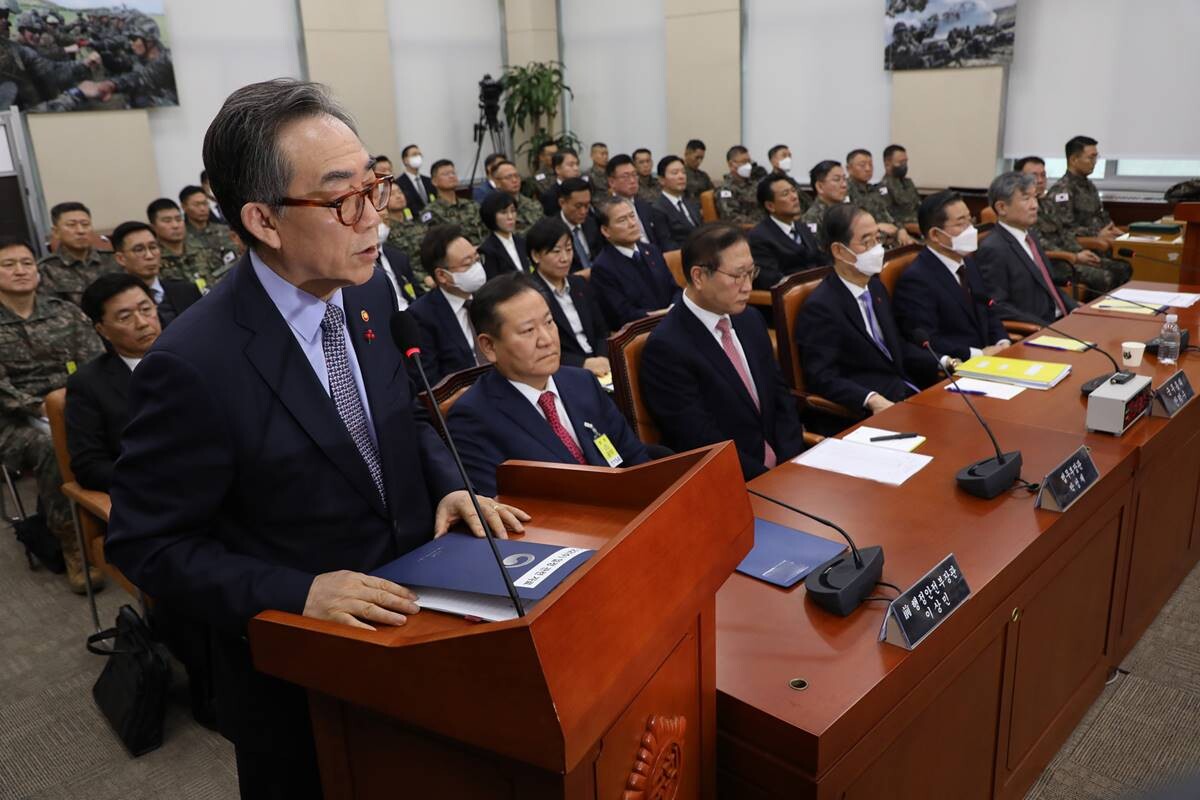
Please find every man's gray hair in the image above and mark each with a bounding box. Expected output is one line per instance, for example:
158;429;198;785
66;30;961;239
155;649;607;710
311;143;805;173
988;170;1036;212
201;79;357;246
594;194;633;227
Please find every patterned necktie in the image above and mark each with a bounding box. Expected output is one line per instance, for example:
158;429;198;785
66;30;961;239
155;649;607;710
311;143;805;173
715;318;776;468
320;303;387;505
537;391;587;465
572;226;592;269
1026;234;1068;318
860;291;920;394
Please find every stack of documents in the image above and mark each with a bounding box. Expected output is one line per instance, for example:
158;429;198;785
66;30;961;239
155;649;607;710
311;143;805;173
1110;288;1200;309
1093;298;1159;315
954;355;1071;390
1025;335;1092;353
792;438;932;486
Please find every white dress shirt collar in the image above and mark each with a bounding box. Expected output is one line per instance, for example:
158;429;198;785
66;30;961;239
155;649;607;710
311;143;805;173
251;249;343;346
837;274;869;301
681;290;728;337
508;374;559;408
927;245;965;279
614;243;638;259
771;215;799;239
119;355;141;372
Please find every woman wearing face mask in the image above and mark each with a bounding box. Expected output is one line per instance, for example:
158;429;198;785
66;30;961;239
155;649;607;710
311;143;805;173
891;191;1010;371
478;192;531;280
406;224;491;383
794;205;930;427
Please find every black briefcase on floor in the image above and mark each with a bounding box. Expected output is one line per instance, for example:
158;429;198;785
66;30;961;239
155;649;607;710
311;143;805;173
86;604;171;756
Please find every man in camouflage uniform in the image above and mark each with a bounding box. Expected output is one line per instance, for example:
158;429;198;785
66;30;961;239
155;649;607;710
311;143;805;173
801;160;851;250
148;198;221;290
766;144;811;214
633;149;660;203
384;185;432;288
1038;137;1132;291
524;140;558;199
38;202;118;306
0;2;103;112
1016;155;1111;294
880;144;922;227
0;238;104;593
493;160;544;234
715;145;764;226
683;139;714;203
421;159;488;246
587;142;609;196
846;149;915;247
91;17;177;108
179;184;236;267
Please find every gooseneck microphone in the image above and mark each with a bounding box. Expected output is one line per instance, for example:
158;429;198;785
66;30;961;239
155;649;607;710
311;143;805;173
747;488;884;617
1116;247;1179;272
999;304;1130;395
390;311;525;618
914;328;1022;499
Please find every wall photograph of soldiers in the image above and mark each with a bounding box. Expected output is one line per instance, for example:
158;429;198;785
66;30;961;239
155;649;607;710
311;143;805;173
1;0;176;112
884;0;1017;71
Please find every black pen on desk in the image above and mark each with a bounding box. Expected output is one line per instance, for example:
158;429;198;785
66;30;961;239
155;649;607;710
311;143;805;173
870;432;919;442
946;388;986;396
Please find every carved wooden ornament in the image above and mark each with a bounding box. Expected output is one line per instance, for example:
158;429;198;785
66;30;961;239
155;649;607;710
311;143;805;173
622;714;686;800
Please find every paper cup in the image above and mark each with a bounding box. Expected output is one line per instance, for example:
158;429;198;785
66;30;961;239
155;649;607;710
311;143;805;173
1121;341;1146;367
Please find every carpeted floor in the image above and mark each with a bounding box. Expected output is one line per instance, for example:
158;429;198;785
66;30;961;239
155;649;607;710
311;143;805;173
0;475;1197;800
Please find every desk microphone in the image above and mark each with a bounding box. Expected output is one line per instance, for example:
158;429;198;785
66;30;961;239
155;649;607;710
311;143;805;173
746;488;884;617
1116;247;1181;271
998;304;1130;395
914;328;1022;499
390;311;525;618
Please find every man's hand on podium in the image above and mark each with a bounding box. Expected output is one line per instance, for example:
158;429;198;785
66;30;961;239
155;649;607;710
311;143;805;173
303;571;421;631
434;490;530;540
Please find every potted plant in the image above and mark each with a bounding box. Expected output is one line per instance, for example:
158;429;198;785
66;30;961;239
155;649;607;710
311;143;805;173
501;61;581;171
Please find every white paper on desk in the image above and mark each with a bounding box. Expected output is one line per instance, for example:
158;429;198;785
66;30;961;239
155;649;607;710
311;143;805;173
1110;288;1200;308
411;586;526;622
944;377;1026;400
792;438;932;486
842;426;927;452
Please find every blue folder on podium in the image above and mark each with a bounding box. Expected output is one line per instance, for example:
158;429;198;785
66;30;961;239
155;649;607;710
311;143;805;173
736;518;846;588
372;533;595;621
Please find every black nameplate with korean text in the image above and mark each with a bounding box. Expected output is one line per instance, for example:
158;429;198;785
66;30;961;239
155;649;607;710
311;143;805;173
1035;446;1100;512
879;554;971;650
1152;370;1195;419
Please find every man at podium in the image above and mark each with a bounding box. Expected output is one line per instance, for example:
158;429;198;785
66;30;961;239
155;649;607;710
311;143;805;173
105;80;528;799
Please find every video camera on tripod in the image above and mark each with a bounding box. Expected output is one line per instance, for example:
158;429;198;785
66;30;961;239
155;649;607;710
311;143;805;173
469;74;507;187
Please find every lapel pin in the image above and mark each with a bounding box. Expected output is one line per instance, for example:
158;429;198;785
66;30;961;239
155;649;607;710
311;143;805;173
360;310;370;322
364;328;376;343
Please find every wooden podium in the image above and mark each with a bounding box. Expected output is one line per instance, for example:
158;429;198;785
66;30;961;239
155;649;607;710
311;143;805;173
1177;201;1200;284
247;444;752;799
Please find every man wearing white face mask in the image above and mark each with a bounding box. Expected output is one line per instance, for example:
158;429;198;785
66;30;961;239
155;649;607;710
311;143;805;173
893;191;1010;369
395;144;435;214
796;205;929;426
407;225;490;384
768;143;811;213
715;145;764;226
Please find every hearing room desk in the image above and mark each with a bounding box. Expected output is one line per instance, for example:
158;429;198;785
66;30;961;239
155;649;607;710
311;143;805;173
716;293;1200;799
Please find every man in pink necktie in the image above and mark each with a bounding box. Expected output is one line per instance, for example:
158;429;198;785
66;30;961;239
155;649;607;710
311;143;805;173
639;222;806;479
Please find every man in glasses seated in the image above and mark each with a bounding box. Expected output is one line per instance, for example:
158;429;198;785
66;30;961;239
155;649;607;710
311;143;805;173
109;221;201;327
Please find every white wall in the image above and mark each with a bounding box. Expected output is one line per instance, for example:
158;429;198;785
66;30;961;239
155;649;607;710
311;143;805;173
743;0;892;184
560;0;669;162
1003;0;1200;160
149;0;304;202
387;0;504;179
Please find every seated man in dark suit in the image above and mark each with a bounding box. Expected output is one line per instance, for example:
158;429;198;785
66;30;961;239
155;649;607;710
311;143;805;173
396;143;435;213
539;148;583;215
590;196;679;330
471;152;506;204
377;239;424;311
556;177;602;274
479;191;530;279
110;221;201;327
978;171;1077;326
447;273;648;496
526;216;610;377
893;191;1010;368
641;222;805;479
68;273;161;492
796;205;930;424
407;224;488;384
606;154;662;249
649;155;701;251
747;174;825;290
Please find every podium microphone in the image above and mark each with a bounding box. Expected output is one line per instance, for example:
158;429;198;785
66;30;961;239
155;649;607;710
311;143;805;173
390;311;525;618
747;488;884;617
1116;247;1180;271
914;328;1022;499
997;303;1130;395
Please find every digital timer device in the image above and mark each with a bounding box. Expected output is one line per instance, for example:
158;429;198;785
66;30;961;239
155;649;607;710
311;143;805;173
1085;374;1153;435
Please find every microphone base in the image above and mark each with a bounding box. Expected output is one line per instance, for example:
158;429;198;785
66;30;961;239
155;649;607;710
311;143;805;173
804;545;885;617
956;451;1023;499
1080;372;1133;396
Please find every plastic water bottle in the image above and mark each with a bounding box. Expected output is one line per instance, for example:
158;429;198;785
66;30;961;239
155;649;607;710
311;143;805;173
1158;314;1181;365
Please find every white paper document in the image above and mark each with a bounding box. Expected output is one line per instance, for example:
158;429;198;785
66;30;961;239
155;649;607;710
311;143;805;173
944;377;1026;400
792;438;932;486
842;426;927;452
411;587;527;622
1110;288;1200;309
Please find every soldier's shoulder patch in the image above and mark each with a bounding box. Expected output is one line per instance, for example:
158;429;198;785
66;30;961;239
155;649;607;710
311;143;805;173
719;189;733;198
535;173;546;181
420;210;434;223
1054;192;1069;203
582;174;590;182
807;222;818;233
878;185;889;195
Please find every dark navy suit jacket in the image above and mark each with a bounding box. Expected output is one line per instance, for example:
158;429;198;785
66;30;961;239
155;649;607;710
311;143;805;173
532;272;609;366
640;300;804;479
65;351;130;492
447;366;649;496
747;217;826;290
796;273;931;412
892;248;1008;361
590;241;679;330
407;287;477;384
976;224;1077;325
480;232;531;280
649;193;701;252
396;172;436;214
105;256;462;749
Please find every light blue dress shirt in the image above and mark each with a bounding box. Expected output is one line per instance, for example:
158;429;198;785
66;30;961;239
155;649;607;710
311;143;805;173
250;250;378;448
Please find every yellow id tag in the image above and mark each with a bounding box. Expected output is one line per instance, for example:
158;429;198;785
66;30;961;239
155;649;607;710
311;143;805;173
405;282;416;299
66;360;77;375
593;432;622;467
